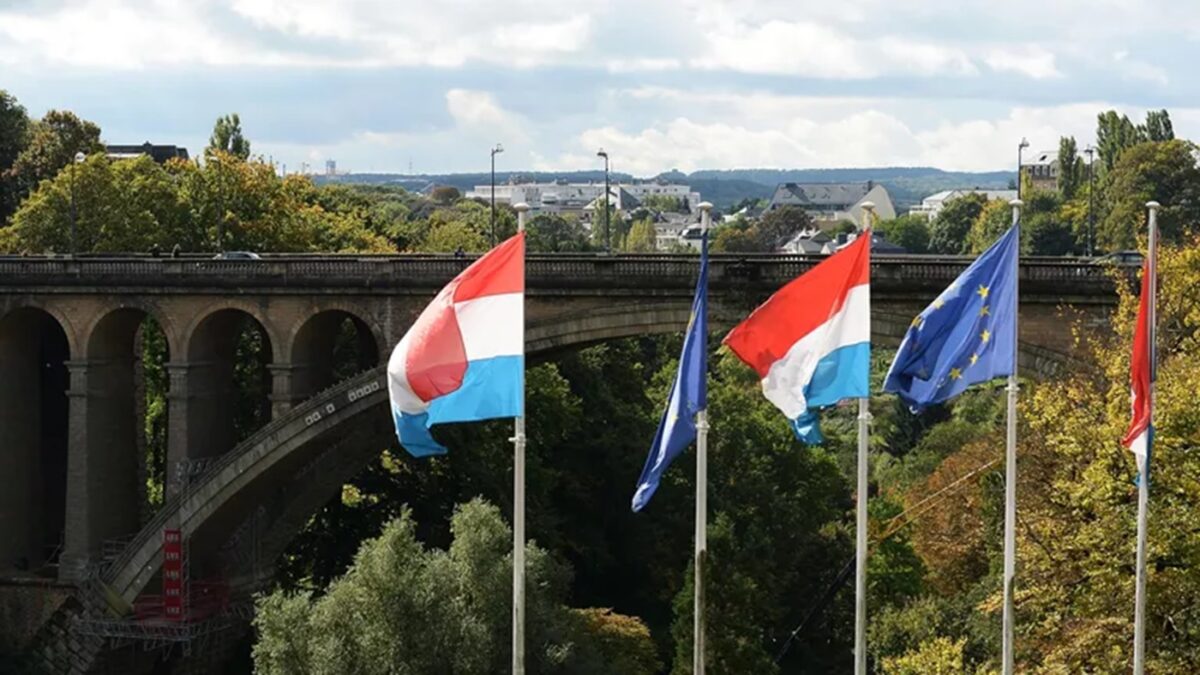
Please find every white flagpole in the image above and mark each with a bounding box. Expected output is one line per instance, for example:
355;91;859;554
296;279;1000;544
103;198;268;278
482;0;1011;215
1002;198;1023;675
854;203;875;675
1133;201;1159;675
513;203;529;675
694;202;712;675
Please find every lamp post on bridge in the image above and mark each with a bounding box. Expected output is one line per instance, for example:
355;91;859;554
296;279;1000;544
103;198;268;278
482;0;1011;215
1017;137;1030;201
68;151;85;256
1085;145;1096;257
597;148;610;252
490;143;504;247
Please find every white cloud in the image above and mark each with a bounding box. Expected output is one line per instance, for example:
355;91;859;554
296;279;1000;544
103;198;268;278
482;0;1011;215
1111;50;1168;86
985;46;1062;79
692;19;976;78
535;90;1156;174
445;89;529;144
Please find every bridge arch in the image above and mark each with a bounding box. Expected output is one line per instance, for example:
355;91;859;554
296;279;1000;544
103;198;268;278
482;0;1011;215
176;306;277;468
0;307;70;576
61;306;175;572
286;307;382;404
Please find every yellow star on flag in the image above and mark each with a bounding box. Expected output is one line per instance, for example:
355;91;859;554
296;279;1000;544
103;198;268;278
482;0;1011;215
949;367;963;380
981;329;991;343
911;315;923;328
979;305;990;317
977;285;990;299
932;297;945;310
970;353;979;365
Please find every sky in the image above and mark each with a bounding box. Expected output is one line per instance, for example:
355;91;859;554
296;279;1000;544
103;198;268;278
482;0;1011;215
1;0;1196;176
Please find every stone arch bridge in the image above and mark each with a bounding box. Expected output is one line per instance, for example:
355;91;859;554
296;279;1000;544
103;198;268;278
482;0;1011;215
0;253;1124;672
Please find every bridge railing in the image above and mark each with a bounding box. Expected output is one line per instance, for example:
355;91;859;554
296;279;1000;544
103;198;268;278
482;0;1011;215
0;254;1128;291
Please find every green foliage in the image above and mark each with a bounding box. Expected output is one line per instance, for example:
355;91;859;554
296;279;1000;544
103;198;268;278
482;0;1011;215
3;153;394;254
431;185;461;204
757;205;814;250
1016;242;1200;672
254;499;659;674
1099;139;1200;250
525;213;592;252
208;113;251;160
8;109;102;197
140;319;169;510
930;193;986;254
875;214;930;254
710;220;760;253
0;90;31;223
640;194;684;212
1144;109;1174;142
882;636;968;675
1057;136;1082;200
669;352;852;673
1096;110;1145;174
625;218;657;252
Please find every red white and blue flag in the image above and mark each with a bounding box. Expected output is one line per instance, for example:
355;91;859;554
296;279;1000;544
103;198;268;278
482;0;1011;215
1122;255;1155;474
724;234;871;442
387;233;525;457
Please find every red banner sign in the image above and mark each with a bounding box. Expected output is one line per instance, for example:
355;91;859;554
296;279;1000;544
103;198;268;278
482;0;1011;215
162;529;184;621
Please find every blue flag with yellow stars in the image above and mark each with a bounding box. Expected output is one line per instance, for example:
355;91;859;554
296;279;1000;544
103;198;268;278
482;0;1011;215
884;224;1018;408
631;232;708;512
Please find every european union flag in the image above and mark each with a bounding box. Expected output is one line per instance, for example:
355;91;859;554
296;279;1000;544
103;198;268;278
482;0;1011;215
631;234;708;512
884;224;1018;408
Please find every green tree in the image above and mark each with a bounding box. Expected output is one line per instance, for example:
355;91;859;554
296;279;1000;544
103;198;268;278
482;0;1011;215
8;109;102;195
431;185;461;204
254;499;659;674
3;152;393;254
1100;139;1200;250
882;636;969;675
525;213;592;252
876;214;931;254
1057;136;1082;200
1016;242;1200;672
669;352;852;673
1096;110;1144;174
208;113;251;159
930;193;986;254
756;205;813;250
1143;109;1174;142
0;90;31;223
625;218;657;252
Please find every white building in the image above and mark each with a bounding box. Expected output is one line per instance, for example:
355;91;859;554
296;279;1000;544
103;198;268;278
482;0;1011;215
909;189;1019;220
465;180;699;216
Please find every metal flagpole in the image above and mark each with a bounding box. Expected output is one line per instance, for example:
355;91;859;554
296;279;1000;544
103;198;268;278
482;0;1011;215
513;203;530;675
1133;201;1159;675
694;202;712;675
1002;199;1023;675
854;203;875;675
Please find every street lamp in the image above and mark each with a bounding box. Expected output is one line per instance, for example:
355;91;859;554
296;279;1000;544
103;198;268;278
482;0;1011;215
1017;138;1030;201
1084;145;1096;256
597;148;610;252
69;151;85;255
490;143;504;247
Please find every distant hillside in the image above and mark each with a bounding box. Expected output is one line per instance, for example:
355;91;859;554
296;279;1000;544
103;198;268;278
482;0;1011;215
318;167;1015;213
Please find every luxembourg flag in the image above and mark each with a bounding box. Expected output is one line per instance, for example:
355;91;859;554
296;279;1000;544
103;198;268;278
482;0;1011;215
1122;254;1155;475
387;233;525;457
723;234;870;442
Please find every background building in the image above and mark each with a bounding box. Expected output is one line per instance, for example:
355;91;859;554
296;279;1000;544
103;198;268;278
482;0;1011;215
909;189;1018;220
765;181;895;227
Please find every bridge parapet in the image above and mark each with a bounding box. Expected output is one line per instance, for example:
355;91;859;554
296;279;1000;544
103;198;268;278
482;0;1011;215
0;254;1129;301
